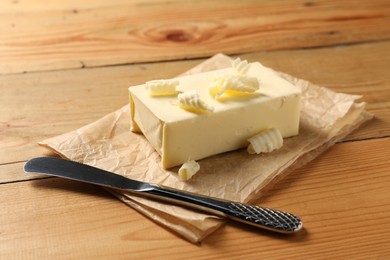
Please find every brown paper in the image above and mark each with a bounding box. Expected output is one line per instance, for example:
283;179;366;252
39;54;373;243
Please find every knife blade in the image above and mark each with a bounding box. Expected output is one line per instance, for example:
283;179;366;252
24;157;303;234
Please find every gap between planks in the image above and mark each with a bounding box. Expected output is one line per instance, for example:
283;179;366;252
2;0;390;74
1;40;389;172
1;137;389;185
2;38;390;77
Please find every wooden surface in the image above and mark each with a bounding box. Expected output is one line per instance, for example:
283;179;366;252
1;0;389;258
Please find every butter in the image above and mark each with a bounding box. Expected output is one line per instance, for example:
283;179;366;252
129;62;301;169
209;75;259;99
247;128;283;154
177;90;214;113
178;160;200;181
146;79;178;96
232;58;250;75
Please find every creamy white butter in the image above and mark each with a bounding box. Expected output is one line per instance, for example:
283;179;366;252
177;90;214;113
209;75;259;99
146;79;178;96
129;62;301;169
247;128;283;154
178;160;200;181
232;58;250;75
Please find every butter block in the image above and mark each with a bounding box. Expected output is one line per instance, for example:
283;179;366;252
129;62;301;169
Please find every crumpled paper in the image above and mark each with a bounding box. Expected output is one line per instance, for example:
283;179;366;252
39;54;373;243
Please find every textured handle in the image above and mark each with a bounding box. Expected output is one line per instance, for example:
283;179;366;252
146;185;303;234
224;202;302;233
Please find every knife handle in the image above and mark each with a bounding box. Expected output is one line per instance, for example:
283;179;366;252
145;185;303;234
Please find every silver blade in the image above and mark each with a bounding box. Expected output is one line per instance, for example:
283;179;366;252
24;157;153;192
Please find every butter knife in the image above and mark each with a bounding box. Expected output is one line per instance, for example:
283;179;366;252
24;157;303;234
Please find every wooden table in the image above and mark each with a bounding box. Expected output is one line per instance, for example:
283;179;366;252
1;0;389;258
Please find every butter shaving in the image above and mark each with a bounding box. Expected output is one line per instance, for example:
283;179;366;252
232;58;250;75
146;79;179;96
247;128;283;154
178;90;214;112
209;75;259;99
178;160;200;181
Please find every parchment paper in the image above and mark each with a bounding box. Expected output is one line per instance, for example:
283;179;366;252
39;54;373;243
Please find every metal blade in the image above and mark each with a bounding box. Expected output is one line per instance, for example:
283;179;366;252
24;157;153;192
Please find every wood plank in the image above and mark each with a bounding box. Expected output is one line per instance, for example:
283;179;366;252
1;41;389;169
344;103;389;141
1;0;390;74
1;138;389;258
0;161;48;184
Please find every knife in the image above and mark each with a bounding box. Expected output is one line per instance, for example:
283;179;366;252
24;157;303;234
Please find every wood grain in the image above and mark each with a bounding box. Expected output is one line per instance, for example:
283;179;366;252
1;138;389;259
1;0;390;74
1;0;389;257
0;161;47;184
1;41;389;169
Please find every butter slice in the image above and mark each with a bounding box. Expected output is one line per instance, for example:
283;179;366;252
178;90;214;112
178;160;200;181
247;128;283;154
146;79;178;96
129;62;301;169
